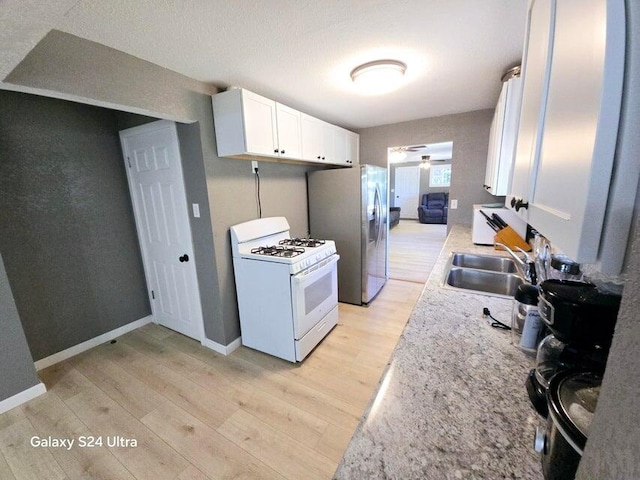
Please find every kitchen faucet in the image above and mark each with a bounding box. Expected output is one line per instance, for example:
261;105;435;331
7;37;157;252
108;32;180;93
495;242;538;285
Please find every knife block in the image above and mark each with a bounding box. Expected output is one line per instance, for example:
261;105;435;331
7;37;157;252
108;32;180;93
494;226;531;252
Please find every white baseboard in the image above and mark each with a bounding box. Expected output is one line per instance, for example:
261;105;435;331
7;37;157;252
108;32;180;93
201;336;242;356
34;315;153;371
0;383;47;415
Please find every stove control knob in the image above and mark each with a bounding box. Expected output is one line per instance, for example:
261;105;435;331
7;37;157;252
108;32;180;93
533;426;547;454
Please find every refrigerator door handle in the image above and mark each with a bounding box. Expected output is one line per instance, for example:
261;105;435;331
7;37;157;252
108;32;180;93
374;184;383;248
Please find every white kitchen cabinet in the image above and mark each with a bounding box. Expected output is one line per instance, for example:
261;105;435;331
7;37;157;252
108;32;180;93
347;131;359;165
331;127;358;166
275;103;303;159
484;75;523;196
333;126;348;165
301;114;335;164
213;88;354;167
213;89;277;157
507;0;626;266
321;121;335;164
301;113;324;162
212;88;302;161
509;0;555;218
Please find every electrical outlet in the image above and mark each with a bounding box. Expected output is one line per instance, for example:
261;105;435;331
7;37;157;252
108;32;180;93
251;161;258;173
451;199;458;209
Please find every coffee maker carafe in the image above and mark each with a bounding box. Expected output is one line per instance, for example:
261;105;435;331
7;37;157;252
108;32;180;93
526;280;621;416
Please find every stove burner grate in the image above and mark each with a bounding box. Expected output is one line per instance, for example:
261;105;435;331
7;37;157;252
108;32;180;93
279;238;326;248
251;245;305;258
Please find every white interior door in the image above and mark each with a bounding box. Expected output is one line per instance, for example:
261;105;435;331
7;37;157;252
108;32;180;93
394;165;421;219
120;120;204;341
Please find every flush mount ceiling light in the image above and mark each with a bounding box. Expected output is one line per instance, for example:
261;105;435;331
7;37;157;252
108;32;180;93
350;59;407;95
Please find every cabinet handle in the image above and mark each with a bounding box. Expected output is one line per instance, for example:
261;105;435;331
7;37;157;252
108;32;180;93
510;197;517;208
280;150;285;154
317;156;321;159
514;199;529;212
179;254;189;263
322;156;325;160
274;149;279;153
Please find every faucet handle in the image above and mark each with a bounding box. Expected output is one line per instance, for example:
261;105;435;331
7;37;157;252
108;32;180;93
515;246;532;262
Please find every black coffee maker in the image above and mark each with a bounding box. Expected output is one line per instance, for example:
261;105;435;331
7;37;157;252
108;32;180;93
526;280;622;416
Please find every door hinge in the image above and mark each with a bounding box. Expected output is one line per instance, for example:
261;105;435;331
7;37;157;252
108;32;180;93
151;290;155;300
127;156;132;168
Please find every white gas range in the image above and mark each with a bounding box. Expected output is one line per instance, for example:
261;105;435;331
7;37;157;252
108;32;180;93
230;217;340;362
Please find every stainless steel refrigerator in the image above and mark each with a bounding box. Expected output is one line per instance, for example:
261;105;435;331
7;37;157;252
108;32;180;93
308;164;388;305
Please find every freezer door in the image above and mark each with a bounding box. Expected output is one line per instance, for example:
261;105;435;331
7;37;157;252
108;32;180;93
362;165;388;303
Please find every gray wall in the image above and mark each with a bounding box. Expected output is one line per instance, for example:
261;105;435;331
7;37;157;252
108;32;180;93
0;90;150;361
390;161;451;211
357;110;500;229
175;122;224;343
4;30;317;345
0;252;40;401
576;0;640;477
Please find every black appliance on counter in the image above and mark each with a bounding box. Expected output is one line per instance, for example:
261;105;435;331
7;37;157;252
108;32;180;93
534;371;602;480
526;280;621;417
527;280;621;480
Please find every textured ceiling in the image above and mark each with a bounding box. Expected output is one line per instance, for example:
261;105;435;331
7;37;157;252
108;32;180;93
2;0;527;129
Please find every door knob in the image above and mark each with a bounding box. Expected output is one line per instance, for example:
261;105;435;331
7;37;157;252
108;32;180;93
179;254;189;263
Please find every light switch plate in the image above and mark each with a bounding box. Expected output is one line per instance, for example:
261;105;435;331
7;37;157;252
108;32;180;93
451;199;458;209
192;203;200;218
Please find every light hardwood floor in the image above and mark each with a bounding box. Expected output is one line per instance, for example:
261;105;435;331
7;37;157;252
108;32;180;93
388;219;447;284
0;279;427;480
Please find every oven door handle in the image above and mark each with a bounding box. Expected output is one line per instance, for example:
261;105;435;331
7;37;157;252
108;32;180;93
292;254;340;282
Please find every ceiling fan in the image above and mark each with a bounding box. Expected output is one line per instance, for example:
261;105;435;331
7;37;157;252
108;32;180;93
421;154;448;162
390;145;427;154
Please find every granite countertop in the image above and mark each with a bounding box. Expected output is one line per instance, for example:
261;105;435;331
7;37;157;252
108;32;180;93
334;226;543;480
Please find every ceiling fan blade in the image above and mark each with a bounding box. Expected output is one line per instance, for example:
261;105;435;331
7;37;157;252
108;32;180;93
406;145;427;151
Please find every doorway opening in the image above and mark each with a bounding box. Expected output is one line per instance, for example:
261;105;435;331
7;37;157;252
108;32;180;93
387;141;452;284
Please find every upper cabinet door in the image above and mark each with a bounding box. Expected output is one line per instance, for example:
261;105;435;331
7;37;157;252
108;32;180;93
527;0;625;262
301;114;324;162
484;80;509;195
333;126;348;165
275;103;302;159
242;90;278;156
347;131;359;165
509;0;555;218
321;121;335;163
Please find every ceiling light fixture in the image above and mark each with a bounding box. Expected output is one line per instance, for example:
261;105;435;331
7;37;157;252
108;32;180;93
389;150;407;163
350;59;407;95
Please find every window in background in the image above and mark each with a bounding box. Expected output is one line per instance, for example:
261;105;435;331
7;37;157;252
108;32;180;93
429;164;451;187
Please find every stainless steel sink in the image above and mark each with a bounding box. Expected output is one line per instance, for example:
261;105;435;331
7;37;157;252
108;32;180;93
450;253;517;273
443;252;524;297
445;267;523;297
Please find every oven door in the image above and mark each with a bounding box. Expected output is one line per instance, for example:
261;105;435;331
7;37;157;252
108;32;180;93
291;254;339;339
